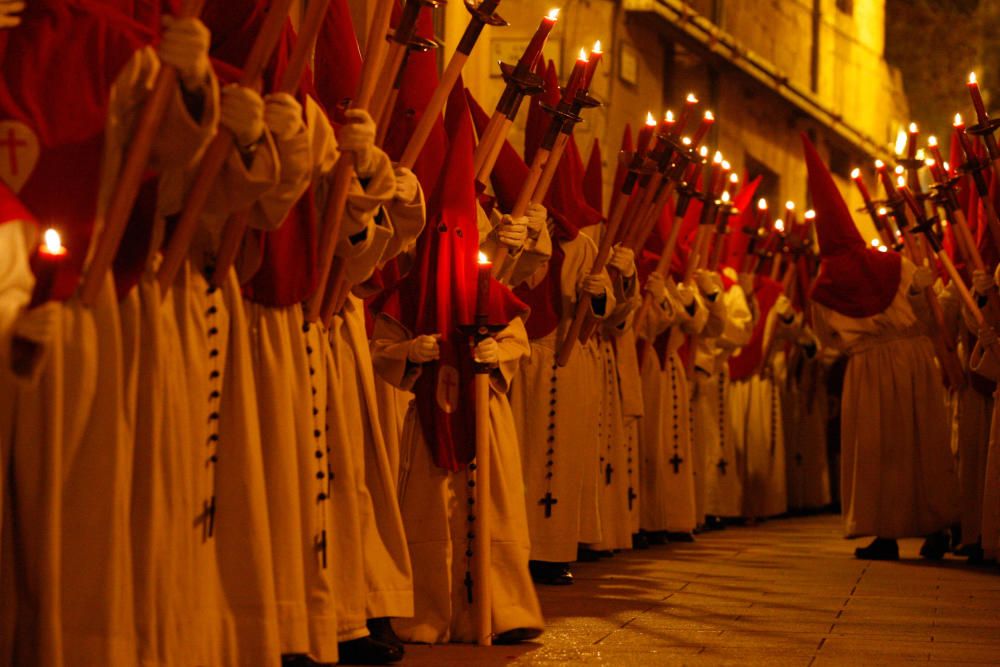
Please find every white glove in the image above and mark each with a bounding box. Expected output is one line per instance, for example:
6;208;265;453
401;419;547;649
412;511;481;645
473;337;500;366
775;295;794;320
221;84;265;147
972;269;996;296
159;16;211;90
694;269;723;296
644;271;665;297
609;244;636;277
393;167;419;203
738;272;754;296
525;203;547;240
12;302;58;345
911;265;935;292
338;109;378;177
979;324;999;351
0;0;24;28
497;214;528;251
407;334;440;363
263;92;303;141
675;281;695;308
582;274;606;297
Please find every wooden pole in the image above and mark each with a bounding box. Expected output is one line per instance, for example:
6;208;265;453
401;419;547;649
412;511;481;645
473;371;492;646
77;0;207;305
398;53;469;169
211;0;332;288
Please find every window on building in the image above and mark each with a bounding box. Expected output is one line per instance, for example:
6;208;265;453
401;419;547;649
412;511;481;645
836;0;854;15
744;154;781;210
828;145;853;180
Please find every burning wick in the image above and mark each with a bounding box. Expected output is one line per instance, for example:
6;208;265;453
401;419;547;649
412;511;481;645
878;245;888;253
804;210;816;221
712;151;723;164
785;201;795;212
721;191;731;203
645;111;657;126
546;8;560;21
850;167;861;179
478;251;491;266
592;40;602;53
686;93;698;104
41;228;66;256
774;219;785;233
758;198;768;211
871;239;880;248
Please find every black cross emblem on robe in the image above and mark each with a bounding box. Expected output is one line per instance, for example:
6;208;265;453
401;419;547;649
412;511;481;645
670;453;684;474
717;458;728;475
197;495;216;541
539;492;558;518
628;487;637;510
317;529;328;569
605;463;614;485
795;452;804;466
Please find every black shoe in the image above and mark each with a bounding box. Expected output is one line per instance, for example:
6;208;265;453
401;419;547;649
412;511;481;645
529;560;574;586
493;627;543;645
666;531;695;543
704;516;726;531
632;532;650;550
920;532;950;561
281;655;332;667
646;531;670;546
576;546;601;562
366;618;404;654
338;636;403;665
855;537;899;561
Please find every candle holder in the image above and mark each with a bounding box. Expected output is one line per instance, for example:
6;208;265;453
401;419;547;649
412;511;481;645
966;117;1000;162
456;0;506;55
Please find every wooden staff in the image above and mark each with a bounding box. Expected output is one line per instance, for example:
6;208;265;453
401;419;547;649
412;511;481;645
303;0;395;323
473;366;492;646
635;199;689;361
154;0;294;293
368;0;433;129
77;0;207;305
210;0;332;288
954;117;1000;255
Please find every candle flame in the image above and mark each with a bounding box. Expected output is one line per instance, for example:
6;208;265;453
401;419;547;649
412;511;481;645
721;191;731;203
871;239;880;247
875;159;885;170
42;228;64;254
665;110;675;122
577;47;588;61
928;135;938;147
729;173;739;183
592;40;602;54
916;148;925;161
894;165;905;176
850;167;861;179
645;111;657;126
712;150;723;164
878;206;888;216
970;71;978;85
546;8;560;21
925;158;936;167
878;244;888;252
785;200;795;211
804;210;816;220
681;136;692;146
478;251;491;266
758;198;768;211
896;175;906;188
954;112;964;126
775;219;785;232
894;128;908;156
686;93;698;104
943;161;951;172
721;160;731;171
699;146;709;157
909;122;918;134
704;110;715;121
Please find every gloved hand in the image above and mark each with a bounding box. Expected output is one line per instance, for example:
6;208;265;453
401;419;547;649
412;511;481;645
393;167;419;203
159;16;211;90
675;280;695;307
525;203;547;240
644;271;665;297
263;92;303;141
473;337;500;366
407;334;440;363
221;84;264;147
738;272;754;296
582;274;606;297
338;109;378;177
973;269;996;296
775;294;795;320
609;244;636;278
978;324;999;351
12;301;58;345
911;265;935;292
497;214;528;251
0;0;24;28
694;269;723;296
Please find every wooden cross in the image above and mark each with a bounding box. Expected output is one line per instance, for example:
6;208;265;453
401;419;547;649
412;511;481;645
717;458;728;475
538;492;559;518
0;126;27;174
670;452;684;474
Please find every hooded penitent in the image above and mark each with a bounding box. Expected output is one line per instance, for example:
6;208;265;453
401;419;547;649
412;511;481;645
802;133;901;318
377;80;527;472
584;137;603;214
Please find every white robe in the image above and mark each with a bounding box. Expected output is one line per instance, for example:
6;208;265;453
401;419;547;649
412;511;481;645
372;316;543;644
812;259;959;538
782;350;833;511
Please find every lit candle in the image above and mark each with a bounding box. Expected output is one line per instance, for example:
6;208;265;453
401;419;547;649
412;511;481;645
969;72;990;126
897;180;923;220
520;8;560;70
851;167;874;206
682;143;707;184
724;172;739;198
774;219;785;233
636;111;657;155
673;93;698;139
784;201;797;229
583;40;603;90
476;251;493;323
907;122;919;161
875;159;899;198
659;110;675;137
691;110;714;147
953;113;977;161
755;198;769;228
562;48;589;103
704;151;724;197
927;135;946;167
29;227;68;308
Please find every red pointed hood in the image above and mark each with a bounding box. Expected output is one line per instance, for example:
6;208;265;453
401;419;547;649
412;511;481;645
545;133;601;241
312;0;362;111
467;89;527;215
377;79;527;472
524;58;559;165
584;137;604;213
802;134;901;318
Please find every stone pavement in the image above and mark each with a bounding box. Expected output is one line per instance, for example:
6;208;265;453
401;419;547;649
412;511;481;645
403;514;1000;665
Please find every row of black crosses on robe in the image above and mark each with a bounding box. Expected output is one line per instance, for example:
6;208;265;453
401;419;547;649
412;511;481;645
463;463;478;604
539;361;559;519
303;321;332;569
668;360;684;475
602;347;615;487
716;371;729;476
200;276;221;541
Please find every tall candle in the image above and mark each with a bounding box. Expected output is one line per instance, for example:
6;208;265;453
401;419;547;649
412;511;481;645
907;122;919;161
850;167;874;206
673;93;698;139
29;228;67;308
968;72;990;126
476;251;492;322
519;8;560;70
636;112;657;156
561;48;588;103
583;40;603;90
690;110;714;147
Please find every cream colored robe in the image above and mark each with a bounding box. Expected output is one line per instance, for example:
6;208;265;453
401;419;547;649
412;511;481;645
696;281;753;519
782;345;833;512
0;47;214;666
638;288;709;533
372;316;543;644
509;232;615;563
812;259;959;538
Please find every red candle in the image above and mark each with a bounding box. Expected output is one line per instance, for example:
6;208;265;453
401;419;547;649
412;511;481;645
927;135;946;168
704;151;724;197
875;159;899;198
476;251;492;321
953;113;977;161
561;49;588;104
659;110;675;137
897;182;923;220
583;40;603;90
755;198;769;229
683;144;707;184
968;72;990;126
723;171;739;198
29;228;68;308
690;111;714;148
850;167;874;206
907;122;919;161
520;9;560;70
673;93;698;139
784;201;797;229
636;112;657;156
